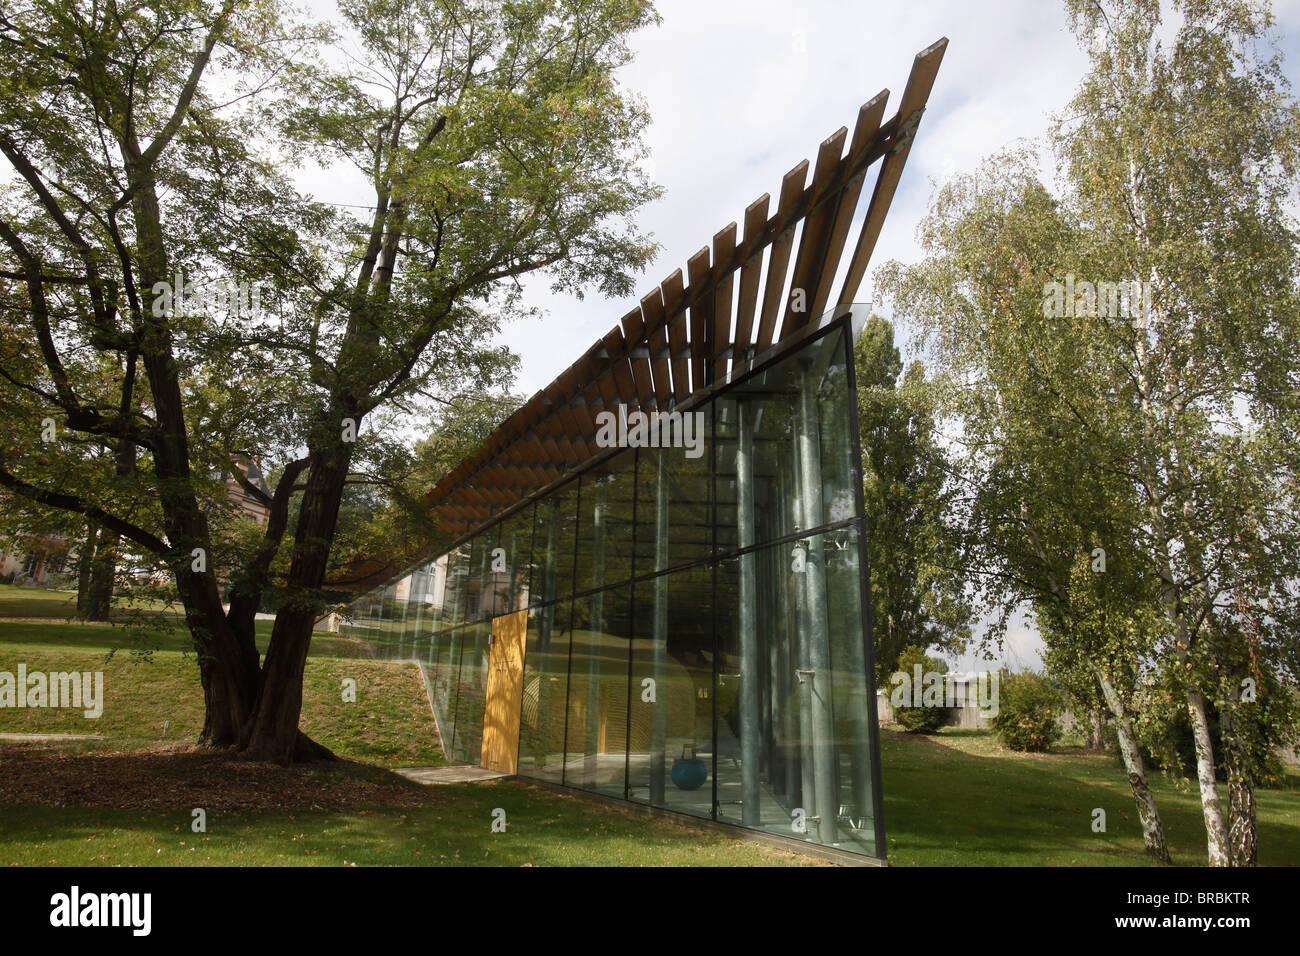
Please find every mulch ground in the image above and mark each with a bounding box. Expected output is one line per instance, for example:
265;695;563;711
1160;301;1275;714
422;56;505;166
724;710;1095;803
0;742;435;812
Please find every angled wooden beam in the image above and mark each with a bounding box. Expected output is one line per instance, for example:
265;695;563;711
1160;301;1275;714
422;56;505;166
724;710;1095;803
839;37;947;306
710;221;737;382
731;194;769;373
685;245;712;391
779;125;847;340
810;91;888;318
661;268;690;404
640;287;672;408
415;41;947;536
755;160;809;351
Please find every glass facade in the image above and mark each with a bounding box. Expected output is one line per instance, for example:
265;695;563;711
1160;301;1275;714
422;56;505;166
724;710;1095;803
339;315;884;859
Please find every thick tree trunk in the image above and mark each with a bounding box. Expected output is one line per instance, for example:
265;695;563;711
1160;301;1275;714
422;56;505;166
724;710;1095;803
1220;703;1257;867
241;605;318;763
182;577;262;749
199;655;244;747
84;531;117;621
1088;710;1106;751
122;136;264;752
75;523;98;617
241;439;351;764
1094;668;1172;864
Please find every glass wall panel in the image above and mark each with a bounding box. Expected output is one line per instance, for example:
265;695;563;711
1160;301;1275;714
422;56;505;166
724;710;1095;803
824;526;877;857
532;486;578;608
450;618;491;764
553;484;579;602
632;407;713;574
492;504;535;615
713;393;768;556
349;585;385;650
395;571;425;660
517;599;573;783
429;618;457;733
372;581;401;659
443;624;466;742
564;586;632;798
412;564;434;652
430;553;448;628
713;530;875;854
573;450;637;595
713;544;801;840
442;543;470;628
627;566;714;821
414;559;441;666
332;316;881;858
464;528;496;623
815;329;859;528
716;328;851;547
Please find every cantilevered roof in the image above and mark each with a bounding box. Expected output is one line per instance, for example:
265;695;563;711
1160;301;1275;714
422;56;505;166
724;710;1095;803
427;38;948;540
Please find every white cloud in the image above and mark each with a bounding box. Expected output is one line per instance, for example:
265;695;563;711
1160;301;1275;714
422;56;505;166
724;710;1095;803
503;0;1093;394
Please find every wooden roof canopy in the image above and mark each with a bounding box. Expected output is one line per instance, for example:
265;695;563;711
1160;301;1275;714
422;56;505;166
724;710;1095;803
427;38;948;541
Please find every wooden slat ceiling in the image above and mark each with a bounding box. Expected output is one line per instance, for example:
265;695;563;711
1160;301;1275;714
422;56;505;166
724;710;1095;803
427;38;947;541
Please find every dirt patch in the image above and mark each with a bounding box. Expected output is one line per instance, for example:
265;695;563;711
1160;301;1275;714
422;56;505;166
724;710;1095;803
0;741;435;812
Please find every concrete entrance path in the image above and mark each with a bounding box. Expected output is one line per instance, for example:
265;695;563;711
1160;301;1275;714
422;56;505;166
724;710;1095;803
395;765;511;785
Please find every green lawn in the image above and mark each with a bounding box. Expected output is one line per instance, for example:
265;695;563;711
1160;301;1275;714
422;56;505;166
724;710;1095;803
0;646;445;767
881;725;1300;866
0;581;189;620
0;583;372;658
7;726;1294;866
2;585;1297;866
0;778;820;867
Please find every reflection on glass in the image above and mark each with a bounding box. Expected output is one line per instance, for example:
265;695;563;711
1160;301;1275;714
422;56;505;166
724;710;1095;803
518;600;572;783
564;587;632;798
495;504;535;614
451;620;490;763
632;408;712;575
574;451;637;595
337;319;881;858
628;569;714;821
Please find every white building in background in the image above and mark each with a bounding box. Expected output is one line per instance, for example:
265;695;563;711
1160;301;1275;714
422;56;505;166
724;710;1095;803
0;537;72;587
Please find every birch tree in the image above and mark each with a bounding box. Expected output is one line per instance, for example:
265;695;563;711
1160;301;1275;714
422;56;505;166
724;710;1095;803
1052;0;1300;866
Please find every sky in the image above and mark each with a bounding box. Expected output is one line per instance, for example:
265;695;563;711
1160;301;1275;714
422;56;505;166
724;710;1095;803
293;0;1300;670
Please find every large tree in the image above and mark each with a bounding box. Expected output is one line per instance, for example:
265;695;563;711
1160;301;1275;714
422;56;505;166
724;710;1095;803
1052;0;1300;866
854;316;971;681
0;0;660;763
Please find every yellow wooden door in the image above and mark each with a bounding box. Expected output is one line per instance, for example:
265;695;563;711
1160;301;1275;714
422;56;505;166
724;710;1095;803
481;609;528;773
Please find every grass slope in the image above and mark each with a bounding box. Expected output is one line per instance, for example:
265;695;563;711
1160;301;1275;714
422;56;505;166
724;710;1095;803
0;647;445;767
881;726;1300;866
0;584;371;658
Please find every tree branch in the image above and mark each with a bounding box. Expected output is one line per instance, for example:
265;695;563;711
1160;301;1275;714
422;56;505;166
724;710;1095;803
0;463;168;555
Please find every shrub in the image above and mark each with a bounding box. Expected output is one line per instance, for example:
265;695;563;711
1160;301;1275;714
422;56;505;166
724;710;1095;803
889;645;951;733
991;670;1062;752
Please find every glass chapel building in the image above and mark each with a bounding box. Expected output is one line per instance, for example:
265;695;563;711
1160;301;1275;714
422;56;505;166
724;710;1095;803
336;38;947;863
